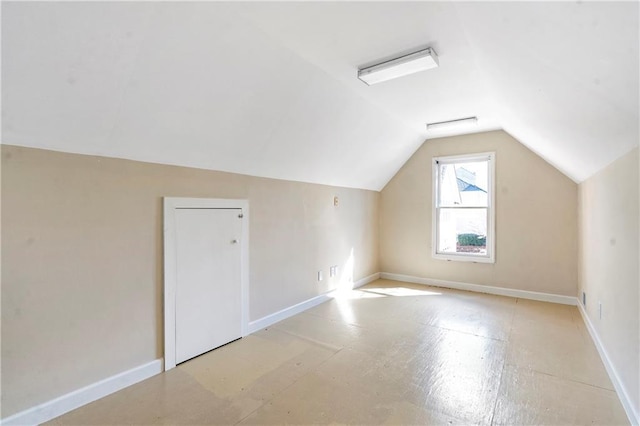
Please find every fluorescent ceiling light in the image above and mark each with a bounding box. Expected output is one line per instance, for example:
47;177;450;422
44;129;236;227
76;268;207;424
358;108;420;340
358;48;439;85
426;116;478;131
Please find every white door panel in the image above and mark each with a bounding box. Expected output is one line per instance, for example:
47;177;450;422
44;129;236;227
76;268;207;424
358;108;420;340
174;208;242;364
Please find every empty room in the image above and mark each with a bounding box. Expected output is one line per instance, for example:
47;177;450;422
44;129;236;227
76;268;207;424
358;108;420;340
2;1;638;425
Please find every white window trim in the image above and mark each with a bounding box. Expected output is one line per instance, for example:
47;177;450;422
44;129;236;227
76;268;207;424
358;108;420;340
432;152;496;263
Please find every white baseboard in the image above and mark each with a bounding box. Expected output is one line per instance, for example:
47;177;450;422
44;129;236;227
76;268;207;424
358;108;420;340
248;273;382;333
4;273;602;425
353;272;380;289
248;291;336;333
577;304;639;426
380;272;637;424
3;273;380;425
380;272;577;305
1;359;163;426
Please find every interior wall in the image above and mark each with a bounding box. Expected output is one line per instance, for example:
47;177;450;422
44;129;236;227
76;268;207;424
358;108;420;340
1;144;379;417
578;147;639;419
379;130;578;296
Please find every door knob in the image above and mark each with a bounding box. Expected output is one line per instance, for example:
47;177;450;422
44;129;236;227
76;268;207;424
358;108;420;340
232;239;239;244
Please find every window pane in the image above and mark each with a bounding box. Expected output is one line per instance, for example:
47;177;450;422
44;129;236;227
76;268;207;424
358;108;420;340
437;208;488;255
438;160;488;207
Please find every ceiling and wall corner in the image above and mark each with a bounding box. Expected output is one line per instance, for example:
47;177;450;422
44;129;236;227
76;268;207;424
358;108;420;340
2;2;638;190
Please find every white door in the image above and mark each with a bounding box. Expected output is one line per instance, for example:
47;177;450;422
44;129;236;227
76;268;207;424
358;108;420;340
174;208;242;364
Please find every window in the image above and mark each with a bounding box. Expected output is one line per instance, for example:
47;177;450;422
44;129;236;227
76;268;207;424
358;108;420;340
433;152;495;263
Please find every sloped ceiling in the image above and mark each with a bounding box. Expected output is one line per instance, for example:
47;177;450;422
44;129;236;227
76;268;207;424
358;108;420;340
2;2;638;190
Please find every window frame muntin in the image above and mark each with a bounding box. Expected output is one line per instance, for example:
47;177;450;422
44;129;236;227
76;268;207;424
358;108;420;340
432;151;496;263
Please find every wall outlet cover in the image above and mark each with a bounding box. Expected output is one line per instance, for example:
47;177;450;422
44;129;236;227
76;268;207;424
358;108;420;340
329;265;338;277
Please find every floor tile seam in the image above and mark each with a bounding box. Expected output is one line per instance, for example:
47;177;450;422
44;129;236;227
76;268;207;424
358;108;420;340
415;320;507;343
357;288;448;299
509;318;582;340
189;344;294;372
300;310;367;329
507;299;518;334
268;326;345;353
307;311;430;332
501;303;517;358
402;402;469;425
513;298;575;324
232;391;271;424
233;347;347;425
228;351;317;373
231;350;344;425
488;347;509;426
192;340;302;371
504;363;617;392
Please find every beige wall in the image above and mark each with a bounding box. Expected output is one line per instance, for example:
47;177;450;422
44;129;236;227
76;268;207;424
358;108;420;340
380;130;578;296
578;147;639;418
1;145;379;416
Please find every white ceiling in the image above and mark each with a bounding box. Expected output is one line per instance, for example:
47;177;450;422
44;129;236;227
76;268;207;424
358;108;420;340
2;2;638;190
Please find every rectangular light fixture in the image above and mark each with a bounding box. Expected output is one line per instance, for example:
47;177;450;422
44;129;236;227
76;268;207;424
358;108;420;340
358;47;439;85
426;116;478;131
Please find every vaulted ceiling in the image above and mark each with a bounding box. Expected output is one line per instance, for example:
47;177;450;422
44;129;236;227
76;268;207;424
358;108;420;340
2;2;638;190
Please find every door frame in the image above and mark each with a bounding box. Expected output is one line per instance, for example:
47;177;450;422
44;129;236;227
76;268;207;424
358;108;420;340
163;197;250;371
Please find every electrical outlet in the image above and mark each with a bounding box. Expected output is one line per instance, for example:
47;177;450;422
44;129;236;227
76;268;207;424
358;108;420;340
329;265;338;277
318;270;323;282
582;291;586;306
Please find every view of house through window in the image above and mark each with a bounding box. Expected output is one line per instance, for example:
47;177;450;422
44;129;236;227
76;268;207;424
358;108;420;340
434;153;494;262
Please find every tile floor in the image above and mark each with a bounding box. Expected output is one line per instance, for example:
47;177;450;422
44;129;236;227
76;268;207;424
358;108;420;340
47;279;629;425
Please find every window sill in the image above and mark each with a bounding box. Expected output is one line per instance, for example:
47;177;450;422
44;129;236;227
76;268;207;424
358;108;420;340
433;253;495;263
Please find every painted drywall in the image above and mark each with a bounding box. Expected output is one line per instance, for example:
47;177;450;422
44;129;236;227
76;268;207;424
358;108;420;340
2;2;424;192
1;145;379;417
4;3;638;188
578;147;639;419
379;130;578;296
